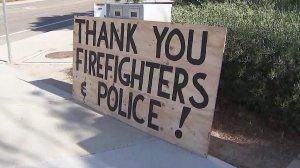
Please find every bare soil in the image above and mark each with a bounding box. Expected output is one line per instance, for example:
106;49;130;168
210;103;300;168
11;64;300;168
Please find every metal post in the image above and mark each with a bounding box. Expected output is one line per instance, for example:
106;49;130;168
2;0;12;63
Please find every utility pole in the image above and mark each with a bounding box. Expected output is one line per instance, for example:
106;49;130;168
2;0;12;63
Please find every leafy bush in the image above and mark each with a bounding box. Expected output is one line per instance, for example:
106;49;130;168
172;2;300;130
175;0;202;5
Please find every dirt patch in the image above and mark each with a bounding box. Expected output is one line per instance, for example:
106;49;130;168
209;104;300;168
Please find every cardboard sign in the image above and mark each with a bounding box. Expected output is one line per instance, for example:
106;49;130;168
73;16;227;156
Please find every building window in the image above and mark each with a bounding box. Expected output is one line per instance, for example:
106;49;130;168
113;9;122;17
115;11;121;17
129;8;139;19
131;11;138;18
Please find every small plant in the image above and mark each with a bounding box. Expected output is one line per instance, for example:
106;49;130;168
130;0;143;3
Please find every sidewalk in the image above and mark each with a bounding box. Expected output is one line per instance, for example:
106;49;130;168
0;63;233;168
0;26;73;64
0;28;234;167
0;27;74;93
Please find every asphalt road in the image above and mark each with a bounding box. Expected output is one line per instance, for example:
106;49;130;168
0;0;93;45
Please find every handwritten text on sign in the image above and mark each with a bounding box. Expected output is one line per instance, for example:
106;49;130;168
73;16;227;156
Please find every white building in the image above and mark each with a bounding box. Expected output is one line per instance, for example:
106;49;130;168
94;0;174;22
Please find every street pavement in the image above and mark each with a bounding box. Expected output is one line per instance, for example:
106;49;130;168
0;0;93;44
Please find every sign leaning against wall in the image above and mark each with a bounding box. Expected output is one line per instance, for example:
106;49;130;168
73;16;227;156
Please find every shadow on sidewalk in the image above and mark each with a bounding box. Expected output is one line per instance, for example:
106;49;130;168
29;11;93;32
19;78;72;99
78;116;155;155
30;78;72;93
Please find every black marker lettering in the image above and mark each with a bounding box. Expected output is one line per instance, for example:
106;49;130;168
172;67;188;104
76;47;83;71
105;54;114;80
165;28;185;61
110;22;124;51
118;57;131;86
148;99;160;131
98;81;107;106
97;22;109;48
107;85;118;111
153;26;169;58
85;20;97;46
126;23;137;54
187;30;208;65
145;61;160;94
84;49;88;74
132;94;145;124
89;50;97;76
75;19;85;43
118;88;127;117
157;65;173;99
96;52;104;78
131;59;145;91
113;55;119;83
127;92;133;119
81;81;86;97
189;73;209;109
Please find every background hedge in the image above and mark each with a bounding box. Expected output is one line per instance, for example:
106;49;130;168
172;1;300;130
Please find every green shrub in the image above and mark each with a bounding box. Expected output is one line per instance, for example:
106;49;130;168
172;2;300;130
175;0;202;5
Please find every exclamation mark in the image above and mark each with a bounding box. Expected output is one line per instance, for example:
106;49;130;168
175;107;191;139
